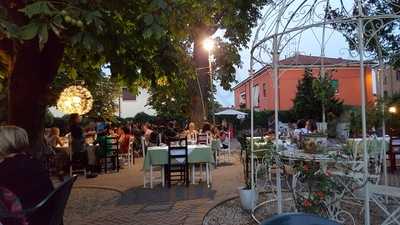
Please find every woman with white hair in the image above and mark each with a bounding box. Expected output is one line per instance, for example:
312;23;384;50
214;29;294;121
0;126;53;225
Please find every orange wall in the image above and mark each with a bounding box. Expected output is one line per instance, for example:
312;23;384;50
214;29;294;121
234;66;375;110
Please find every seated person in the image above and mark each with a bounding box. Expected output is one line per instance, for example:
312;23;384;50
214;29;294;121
211;126;220;140
294;119;309;139
142;123;154;145
148;131;160;146
47;127;63;148
306;119;318;134
118;127;132;154
0;126;54;225
0;187;28;225
47;127;68;181
219;130;229;149
186;122;198;142
164;121;178;141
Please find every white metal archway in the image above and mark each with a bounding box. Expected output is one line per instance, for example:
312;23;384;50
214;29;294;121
248;1;400;224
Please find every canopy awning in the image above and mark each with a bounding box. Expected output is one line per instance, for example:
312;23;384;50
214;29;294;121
215;109;247;117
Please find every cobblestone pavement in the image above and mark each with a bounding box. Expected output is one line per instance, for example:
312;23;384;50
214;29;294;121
64;140;243;225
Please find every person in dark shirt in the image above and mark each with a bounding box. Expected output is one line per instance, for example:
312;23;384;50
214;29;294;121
0;126;54;225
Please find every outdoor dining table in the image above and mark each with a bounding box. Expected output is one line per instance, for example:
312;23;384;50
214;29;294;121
347;137;390;158
277;147;367;224
278;149;336;171
143;144;215;187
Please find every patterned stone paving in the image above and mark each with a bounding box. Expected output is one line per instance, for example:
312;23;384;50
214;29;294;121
64;140;243;225
63;139;400;225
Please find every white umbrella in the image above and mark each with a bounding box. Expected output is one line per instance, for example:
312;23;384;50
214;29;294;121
215;109;248;116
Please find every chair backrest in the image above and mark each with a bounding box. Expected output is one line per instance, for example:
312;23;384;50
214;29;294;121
105;136;119;154
211;139;220;152
128;136;134;153
140;136;146;157
168;138;188;165
391;136;400;149
27;175;78;225
197;133;209;145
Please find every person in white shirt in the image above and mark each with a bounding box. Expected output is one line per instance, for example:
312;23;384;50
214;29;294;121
294;119;309;139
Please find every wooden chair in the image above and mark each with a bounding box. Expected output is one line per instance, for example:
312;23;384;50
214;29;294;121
166;138;189;187
389;136;400;172
197;133;209;145
101;136;119;173
119;136;134;168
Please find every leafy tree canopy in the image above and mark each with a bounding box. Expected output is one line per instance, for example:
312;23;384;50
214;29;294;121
0;0;270;147
328;0;400;67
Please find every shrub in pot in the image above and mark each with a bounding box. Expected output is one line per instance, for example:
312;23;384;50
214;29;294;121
238;137;258;211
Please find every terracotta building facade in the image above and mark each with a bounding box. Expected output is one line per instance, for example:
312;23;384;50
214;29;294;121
233;54;376;111
379;66;400;97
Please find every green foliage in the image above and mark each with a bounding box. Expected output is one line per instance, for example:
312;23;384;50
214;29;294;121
293;161;344;216
131;112;156;124
1;0;270;135
292;68;343;121
44;109;54;127
328;1;400;67
346;101;387;137
86;76;121;121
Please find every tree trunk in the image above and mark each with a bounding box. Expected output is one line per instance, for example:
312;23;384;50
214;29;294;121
189;33;210;126
8;33;64;156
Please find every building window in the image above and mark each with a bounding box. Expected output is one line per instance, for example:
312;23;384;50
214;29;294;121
263;83;267;97
122;88;136;101
253;85;260;107
331;80;339;94
239;92;246;105
396;71;400;81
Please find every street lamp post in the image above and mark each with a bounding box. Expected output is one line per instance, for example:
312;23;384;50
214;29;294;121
389;106;397;136
389;106;397;172
203;38;215;125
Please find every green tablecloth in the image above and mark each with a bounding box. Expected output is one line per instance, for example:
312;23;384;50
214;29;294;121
143;144;214;170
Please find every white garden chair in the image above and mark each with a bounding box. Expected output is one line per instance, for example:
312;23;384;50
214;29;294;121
369;184;400;225
142;136;165;188
219;131;232;163
119;136;134;168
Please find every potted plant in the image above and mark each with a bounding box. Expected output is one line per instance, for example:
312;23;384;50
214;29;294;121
238;137;258;211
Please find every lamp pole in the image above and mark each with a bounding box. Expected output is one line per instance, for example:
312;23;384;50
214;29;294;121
204;38;215;125
208;50;215;125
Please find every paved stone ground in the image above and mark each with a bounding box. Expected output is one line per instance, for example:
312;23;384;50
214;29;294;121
64;140;400;225
64;140;243;225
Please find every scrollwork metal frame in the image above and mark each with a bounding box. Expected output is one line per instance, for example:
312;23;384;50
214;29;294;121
248;1;400;225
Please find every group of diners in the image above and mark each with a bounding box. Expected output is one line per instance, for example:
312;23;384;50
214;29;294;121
43;113;135;180
145;121;231;148
0;118;231;225
42;114;231;181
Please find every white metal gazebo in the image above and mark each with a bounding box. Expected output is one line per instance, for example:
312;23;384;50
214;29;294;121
248;1;400;224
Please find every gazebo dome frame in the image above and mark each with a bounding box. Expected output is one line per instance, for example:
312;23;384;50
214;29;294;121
248;1;400;224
